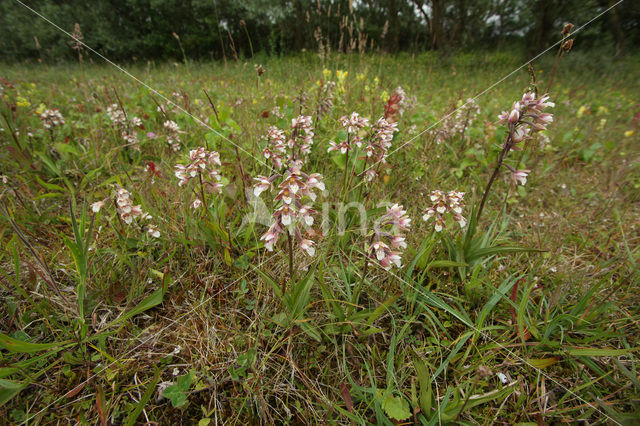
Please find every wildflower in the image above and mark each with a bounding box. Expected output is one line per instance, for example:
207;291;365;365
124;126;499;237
367;203;410;270
121;131;139;148
253;175;273;196
262;126;287;169
339;112;369;134
300;239;316;256
271;105;285;119
39;108;65;129
576;105;587;118
91;200;105;213
314;80;337;119
361;117;398;181
106;104;126;127
431;98;481;145
290;115;314;155
147;224;161;238
384;86;414;123
164;120;183;151
497;92;555;148
511;169;531;186
174;147;225;208
115;187;146;225
328;112;369;154
423;190;466;232
261;116;314;168
255;162;324;256
624;130;634;137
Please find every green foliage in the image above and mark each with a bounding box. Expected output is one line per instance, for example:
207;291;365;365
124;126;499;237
0;52;639;424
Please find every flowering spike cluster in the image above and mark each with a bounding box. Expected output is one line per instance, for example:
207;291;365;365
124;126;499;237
261;116;314;169
174;147;224;208
384;86;414;123
497;92;554;185
40;109;65;129
106;104;126;126
498;92;554;145
106;104;143;148
289;115;314;156
328;112;369;153
92;188;159;238
431;98;481;145
256;162;324;256
362;117;398;181
262;126;287;169
368;204;411;270
114;187;151;224
422;190;466;232
314;80;336;119
163;120;183;151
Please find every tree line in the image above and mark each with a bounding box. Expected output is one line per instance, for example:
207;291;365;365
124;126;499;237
0;0;637;63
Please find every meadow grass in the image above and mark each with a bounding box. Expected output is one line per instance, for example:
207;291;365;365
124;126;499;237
1;51;639;424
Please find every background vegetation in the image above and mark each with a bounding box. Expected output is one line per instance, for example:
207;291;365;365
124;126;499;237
1;0;640;424
1;0;639;63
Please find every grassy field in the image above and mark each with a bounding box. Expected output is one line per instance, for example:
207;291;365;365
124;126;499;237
1;51;640;424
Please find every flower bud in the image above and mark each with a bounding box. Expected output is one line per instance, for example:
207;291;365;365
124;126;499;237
561;23;574;37
508;108;520;124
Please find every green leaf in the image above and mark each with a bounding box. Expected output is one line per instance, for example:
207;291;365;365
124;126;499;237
253;266;282;298
111;288;165;326
0;333;72;354
566;347;638;357
162;372;193;408
378;390;411;421
467;246;545;263
365;293;400;326
527;358;559;368
35;152;62;176
413;357;432;414
426;260;467;270
0;379;27;407
124;368;160;426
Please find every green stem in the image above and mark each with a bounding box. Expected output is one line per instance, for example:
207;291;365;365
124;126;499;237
476;132;513;223
341;134;351;201
287;231;294;292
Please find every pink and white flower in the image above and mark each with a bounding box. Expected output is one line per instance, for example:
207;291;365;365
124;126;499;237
366;203;411;270
423;190;466;232
174;147;225;208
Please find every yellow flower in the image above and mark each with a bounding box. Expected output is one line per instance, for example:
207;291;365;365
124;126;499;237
624;130;634;137
356;73;366;81
322;69;331;80
596;106;609;115
35;103;47;114
336;70;348;82
598;118;607;130
381;90;389;102
194;99;200;106
576;105;587;118
252;99;258;105
16;96;30;108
